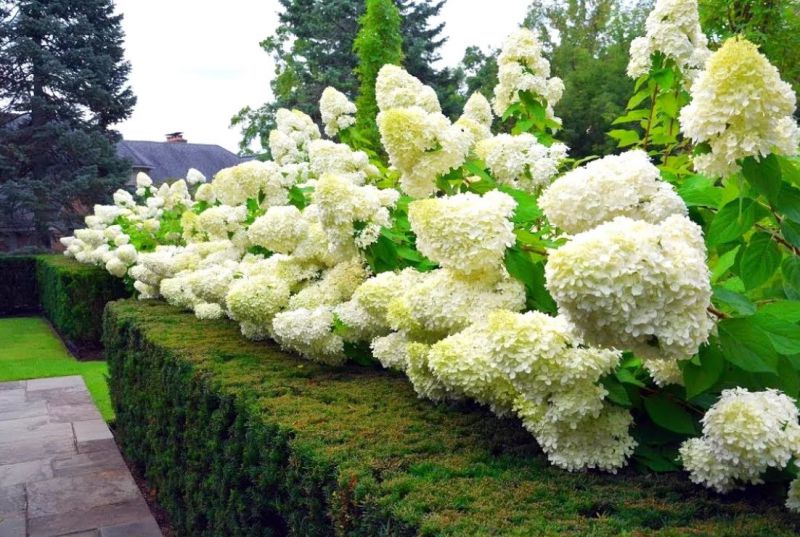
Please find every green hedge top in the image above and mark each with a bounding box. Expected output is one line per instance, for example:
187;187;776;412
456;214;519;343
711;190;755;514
105;299;800;537
35;255;128;350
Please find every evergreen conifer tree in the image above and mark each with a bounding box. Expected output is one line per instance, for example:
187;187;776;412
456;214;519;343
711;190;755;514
0;0;135;247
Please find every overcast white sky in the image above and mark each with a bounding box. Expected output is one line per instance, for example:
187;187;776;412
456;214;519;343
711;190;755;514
113;0;530;152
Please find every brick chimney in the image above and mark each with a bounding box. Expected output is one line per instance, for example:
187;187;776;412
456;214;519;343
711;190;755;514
165;131;187;143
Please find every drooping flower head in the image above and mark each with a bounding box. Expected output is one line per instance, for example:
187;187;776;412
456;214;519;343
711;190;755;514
680;388;800;493
408;190;516;275
546;215;713;363
680;37;799;177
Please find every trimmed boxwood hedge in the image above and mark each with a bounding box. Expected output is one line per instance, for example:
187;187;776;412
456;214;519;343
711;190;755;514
0;255;40;315
0;254;128;352
105;299;800;537
35;255;127;352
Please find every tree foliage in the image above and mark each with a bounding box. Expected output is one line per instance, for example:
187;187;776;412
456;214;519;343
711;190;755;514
699;0;800;95
232;0;457;154
354;0;404;145
524;0;652;157
0;0;135;246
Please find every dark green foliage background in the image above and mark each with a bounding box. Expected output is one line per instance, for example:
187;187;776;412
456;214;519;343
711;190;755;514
35;255;128;348
0;255;39;315
104;299;800;537
0;254;127;346
0;0;136;245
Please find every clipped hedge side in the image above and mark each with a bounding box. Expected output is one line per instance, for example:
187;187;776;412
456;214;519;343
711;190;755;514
0;255;40;315
35;255;128;352
105;299;800;537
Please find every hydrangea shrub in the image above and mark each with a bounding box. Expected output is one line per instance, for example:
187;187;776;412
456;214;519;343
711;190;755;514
64;0;800;511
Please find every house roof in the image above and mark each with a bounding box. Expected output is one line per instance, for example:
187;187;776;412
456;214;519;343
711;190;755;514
117;140;243;183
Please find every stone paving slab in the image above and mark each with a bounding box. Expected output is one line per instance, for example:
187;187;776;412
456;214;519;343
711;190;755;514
0;376;161;537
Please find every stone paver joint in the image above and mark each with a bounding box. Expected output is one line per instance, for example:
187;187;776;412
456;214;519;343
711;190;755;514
0;376;161;537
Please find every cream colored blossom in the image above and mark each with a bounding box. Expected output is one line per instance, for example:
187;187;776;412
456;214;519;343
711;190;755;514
378;106;473;198
627;0;710;80
387;269;526;340
546;215;713;362
493;29;563;121
408;190;516;275
680;388;800;493
212;160;290;207
308;140;379;185
539;150;687;234
314;173;398;255
680;37;799;177
475;134;568;193
376;65;441;114
268;108;321;166
271;306;346;365
319;87;357;137
248;206;307;254
455;93;494;141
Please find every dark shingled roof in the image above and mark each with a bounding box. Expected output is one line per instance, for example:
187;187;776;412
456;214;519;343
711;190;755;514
117;140;243;184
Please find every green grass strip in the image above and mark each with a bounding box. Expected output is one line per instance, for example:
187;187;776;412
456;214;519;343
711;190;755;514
0;316;113;421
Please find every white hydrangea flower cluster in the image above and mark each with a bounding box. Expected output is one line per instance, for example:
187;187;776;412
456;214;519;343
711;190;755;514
272;307;346;365
680;389;800;500
375;64;441;114
314;173;399;255
248;205;307;254
376;65;475;198
492;29;564;121
335;269;423;343
319;87;357;138
546;215;714;378
539;150;687;234
386;268;526;341
341;191;528;406
425;309;633;471
62;171;201;278
627;0;710;81
212;160;291;207
408;190;516;275
194;205;248;241
454;93;494;142
475;134;568;193
308;140;379;185
680;37;800;177
269;108;321;167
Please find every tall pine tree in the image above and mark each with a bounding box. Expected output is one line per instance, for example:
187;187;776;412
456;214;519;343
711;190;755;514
231;0;458;154
0;0;135;247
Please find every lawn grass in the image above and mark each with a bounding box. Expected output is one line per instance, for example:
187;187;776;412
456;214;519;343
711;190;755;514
0;316;113;420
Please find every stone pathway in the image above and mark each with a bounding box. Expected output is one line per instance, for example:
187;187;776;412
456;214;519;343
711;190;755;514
0;376;161;537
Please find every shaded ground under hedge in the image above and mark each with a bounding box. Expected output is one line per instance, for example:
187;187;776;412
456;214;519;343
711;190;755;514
105;299;800;537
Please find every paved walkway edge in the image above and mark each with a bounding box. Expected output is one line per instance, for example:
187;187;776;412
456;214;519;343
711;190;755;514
0;376;161;537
